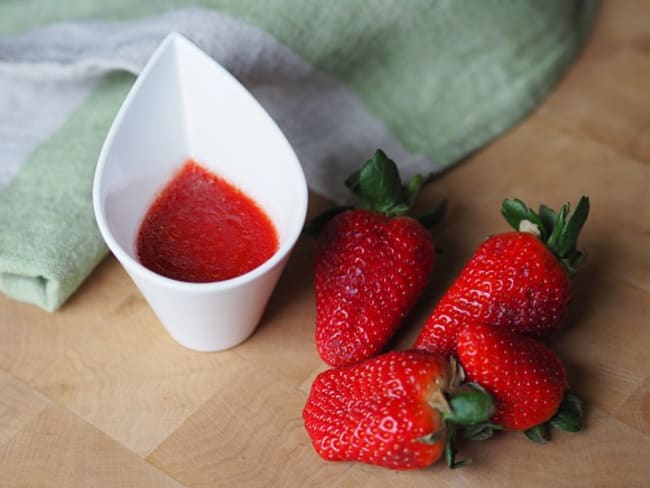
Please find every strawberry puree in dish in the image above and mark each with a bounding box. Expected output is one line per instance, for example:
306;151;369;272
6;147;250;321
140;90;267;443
136;160;278;283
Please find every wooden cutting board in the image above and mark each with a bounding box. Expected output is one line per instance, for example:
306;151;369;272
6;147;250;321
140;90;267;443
1;1;649;486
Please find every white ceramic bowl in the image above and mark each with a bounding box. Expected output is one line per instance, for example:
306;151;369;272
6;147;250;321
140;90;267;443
93;33;308;351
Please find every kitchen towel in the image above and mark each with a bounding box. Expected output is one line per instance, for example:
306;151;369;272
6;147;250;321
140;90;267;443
0;0;599;311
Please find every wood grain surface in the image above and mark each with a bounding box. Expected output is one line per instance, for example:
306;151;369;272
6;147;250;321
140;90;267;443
1;2;649;486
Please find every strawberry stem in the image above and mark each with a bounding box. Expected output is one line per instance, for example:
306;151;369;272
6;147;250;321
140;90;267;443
501;196;590;276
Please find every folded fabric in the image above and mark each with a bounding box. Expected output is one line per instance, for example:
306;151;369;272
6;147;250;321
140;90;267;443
0;0;599;311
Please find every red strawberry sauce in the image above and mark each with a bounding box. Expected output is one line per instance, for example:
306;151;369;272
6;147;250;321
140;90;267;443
136;160;278;282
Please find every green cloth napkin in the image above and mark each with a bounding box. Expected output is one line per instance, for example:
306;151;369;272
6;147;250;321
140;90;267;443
0;0;599;311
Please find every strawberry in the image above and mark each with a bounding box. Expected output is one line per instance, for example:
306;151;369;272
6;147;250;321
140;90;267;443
302;349;495;469
456;322;583;439
414;197;590;357
313;150;444;366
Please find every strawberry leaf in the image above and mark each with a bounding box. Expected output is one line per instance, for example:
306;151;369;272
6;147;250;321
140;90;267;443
444;383;495;426
444;424;472;469
546;203;568;251
404;173;425;206
524;423;550;444
346;149;404;215
417;199;447;228
462;422;503;441
523;393;584;442
550;392;584;432
538;204;557;238
417;429;445;445
501;198;546;239
556;196;590;260
501;196;590;276
309;149;445;233
441;383;497;466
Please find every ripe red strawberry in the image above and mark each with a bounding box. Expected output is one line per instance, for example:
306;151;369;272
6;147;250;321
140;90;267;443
456;322;582;435
302;349;494;470
414;197;590;357
313;150;444;366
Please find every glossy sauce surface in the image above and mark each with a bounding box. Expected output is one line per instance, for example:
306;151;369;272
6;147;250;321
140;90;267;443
136;160;278;282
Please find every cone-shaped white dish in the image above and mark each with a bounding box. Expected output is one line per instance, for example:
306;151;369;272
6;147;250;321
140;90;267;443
93;33;308;351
